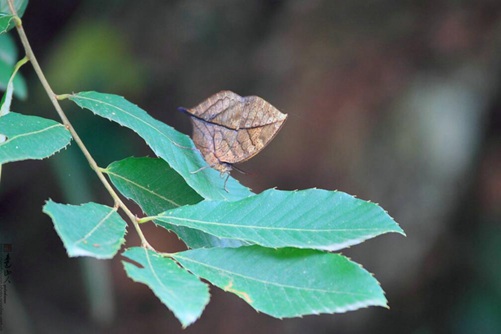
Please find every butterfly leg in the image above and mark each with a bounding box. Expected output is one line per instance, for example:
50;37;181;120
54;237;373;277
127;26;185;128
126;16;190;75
222;173;230;193
190;165;211;174
170;140;198;150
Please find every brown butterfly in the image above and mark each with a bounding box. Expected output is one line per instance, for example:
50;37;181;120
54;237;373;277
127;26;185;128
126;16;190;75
179;91;287;185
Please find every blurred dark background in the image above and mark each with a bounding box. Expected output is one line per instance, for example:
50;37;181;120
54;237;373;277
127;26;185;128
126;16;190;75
1;0;501;333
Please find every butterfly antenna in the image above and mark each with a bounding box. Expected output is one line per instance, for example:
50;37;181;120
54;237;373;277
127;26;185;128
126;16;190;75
177;107;190;114
232;165;249;175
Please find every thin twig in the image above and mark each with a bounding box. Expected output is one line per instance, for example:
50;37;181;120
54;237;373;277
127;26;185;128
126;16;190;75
7;0;154;251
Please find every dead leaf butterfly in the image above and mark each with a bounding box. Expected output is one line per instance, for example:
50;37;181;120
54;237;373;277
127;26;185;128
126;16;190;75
179;91;287;187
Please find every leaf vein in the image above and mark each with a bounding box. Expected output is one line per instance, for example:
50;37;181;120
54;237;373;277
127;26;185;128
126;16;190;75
0;123;64;146
163;216;387;233
106;170;181;208
176;256;373;298
144;249;183;304
74;95;183;147
74;207;117;245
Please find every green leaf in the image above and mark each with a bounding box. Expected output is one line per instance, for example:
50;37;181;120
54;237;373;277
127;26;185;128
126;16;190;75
155;188;404;251
0;13;15;34
0;112;72;164
106;157;203;213
0;33;27;103
43;200;127;259
0;32;17;65
173;246;387;318
106;157;245;248
122;247;209;327
0;37;28;100
0;61;27;101
69;91;253;201
0;0;28;18
1;56;27;114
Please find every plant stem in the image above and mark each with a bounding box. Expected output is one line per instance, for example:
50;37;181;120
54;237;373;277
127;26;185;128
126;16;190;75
7;1;154;251
137;216;157;224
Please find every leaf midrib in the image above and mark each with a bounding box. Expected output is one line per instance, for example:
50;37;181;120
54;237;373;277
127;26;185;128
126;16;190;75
174;254;374;298
159;215;388;233
0;123;64;146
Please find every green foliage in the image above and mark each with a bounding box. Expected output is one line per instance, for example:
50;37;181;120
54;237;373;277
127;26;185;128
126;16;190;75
172;246;387;318
0;0;28;18
122;247;210;328
69;91;253;201
0;32;17;63
0;14;15;34
62;90;403;324
0;112;71;163
155;188;403;250
2;0;405;328
105;157;245;248
0;34;27;100
106;157;203;212
1;56;27;115
0;0;28;33
43;200;127;259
